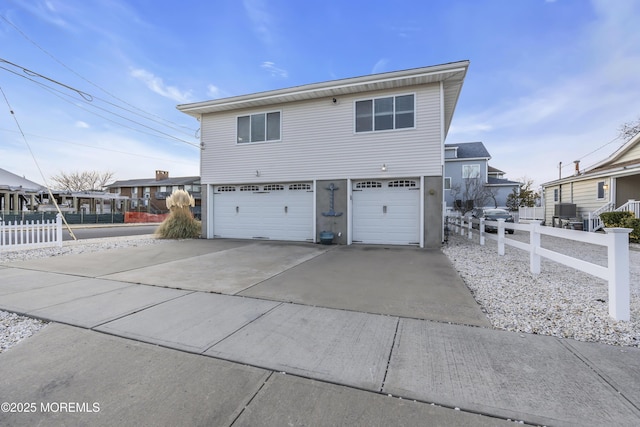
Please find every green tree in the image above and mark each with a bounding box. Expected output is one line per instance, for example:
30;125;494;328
506;178;540;211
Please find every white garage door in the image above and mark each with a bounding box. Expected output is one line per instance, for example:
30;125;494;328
213;183;313;241
352;179;420;245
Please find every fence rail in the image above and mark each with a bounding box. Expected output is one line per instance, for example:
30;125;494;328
445;214;632;321
1;214;63;252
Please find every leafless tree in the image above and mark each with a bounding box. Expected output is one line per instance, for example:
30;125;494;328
619;117;640;141
50;170;115;192
450;176;496;214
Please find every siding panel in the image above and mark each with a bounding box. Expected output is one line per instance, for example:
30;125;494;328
200;85;442;184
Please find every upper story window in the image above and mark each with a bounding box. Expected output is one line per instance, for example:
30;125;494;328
444;177;452;190
237;111;281;143
462;164;481;179
355;94;415;133
553;188;559;202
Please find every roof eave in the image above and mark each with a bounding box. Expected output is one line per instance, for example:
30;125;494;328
177;61;469;124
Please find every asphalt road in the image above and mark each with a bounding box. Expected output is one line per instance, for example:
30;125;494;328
62;224;158;241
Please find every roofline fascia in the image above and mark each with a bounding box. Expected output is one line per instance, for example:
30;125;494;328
444;157;491;162
541;163;640;187
177;61;469;115
583;131;640;172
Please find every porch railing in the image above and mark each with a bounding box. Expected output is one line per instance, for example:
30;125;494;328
615;199;639;218
588;201;615;232
588;199;638;232
518;206;544;221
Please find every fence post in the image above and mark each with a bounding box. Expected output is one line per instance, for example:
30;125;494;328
530;221;541;274
479;218;485;246
497;219;505;255
467;217;473;239
56;214;63;247
604;228;631;321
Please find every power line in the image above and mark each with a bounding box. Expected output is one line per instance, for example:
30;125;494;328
0;127;197;165
0;14;197;134
0;62;201;149
0;84;77;239
560;135;622;170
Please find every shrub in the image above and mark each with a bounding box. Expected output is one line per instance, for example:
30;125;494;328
624;217;640;243
155;190;201;239
599;211;634;227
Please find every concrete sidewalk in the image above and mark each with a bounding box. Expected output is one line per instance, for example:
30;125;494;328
1;239;639;426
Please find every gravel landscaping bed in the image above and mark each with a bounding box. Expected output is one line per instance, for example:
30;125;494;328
443;232;640;347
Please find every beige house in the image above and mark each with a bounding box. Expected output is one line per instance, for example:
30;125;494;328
541;132;640;230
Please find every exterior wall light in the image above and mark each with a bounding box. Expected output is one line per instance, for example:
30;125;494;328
381;164;387;172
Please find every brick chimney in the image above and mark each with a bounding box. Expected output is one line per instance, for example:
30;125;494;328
155;170;169;181
573;160;580;176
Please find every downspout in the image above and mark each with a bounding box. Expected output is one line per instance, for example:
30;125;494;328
440;81;446;245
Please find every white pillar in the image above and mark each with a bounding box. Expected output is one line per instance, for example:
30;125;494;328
605;228;632;321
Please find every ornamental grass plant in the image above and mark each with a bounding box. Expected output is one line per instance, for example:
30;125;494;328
155;189;201;239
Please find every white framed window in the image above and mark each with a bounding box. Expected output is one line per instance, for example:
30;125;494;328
444;177;451;190
355;94;415;133
597;181;606;199
462;164;480;179
553;188;559;202
237;111;281;143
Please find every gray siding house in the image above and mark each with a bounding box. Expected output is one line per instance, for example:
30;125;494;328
444;142;520;212
177;61;469;248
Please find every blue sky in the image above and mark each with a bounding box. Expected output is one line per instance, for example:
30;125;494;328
1;0;639;188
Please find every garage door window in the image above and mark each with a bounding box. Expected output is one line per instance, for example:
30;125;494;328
264;184;285;191
289;183;312;191
216;186;236;192
355;181;382;189
240;185;259;192
388;180;417;188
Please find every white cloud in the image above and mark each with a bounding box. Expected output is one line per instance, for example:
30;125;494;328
371;58;389;74
130;68;192;103
75;121;90;129
243;0;275;45
207;84;221;98
261;61;288;78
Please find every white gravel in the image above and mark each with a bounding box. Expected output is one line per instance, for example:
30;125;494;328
442;231;640;348
2;233;639;352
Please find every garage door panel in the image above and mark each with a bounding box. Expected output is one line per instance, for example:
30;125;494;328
213;184;313;241
352;180;420;245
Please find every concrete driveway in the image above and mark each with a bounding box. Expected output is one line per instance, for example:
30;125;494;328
3;239;640;426
9;239;489;327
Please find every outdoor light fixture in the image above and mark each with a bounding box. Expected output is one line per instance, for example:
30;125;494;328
381;164;387;172
603;183;609;190
256;170;260;177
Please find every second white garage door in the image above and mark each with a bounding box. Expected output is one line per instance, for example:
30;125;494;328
213;183;313;241
352;179;421;245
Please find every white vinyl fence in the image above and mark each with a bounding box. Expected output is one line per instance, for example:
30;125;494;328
1;214;63;252
445;214;632;321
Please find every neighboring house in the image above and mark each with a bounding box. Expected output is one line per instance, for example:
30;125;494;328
541;131;640;230
443;142;520;212
0;168;45;213
106;170;201;216
177;61;469;248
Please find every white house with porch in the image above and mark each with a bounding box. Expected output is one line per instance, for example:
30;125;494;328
541;131;640;231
